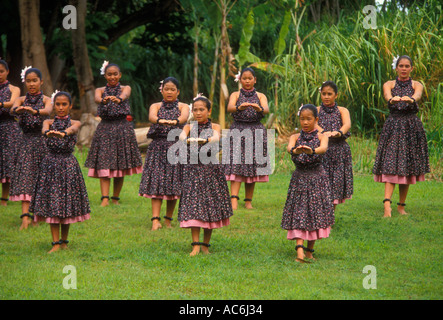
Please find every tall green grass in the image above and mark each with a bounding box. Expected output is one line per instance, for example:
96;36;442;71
271;1;442;131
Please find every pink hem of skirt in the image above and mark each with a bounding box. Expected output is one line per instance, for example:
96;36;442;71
373;174;425;185
88;166;143;178
1;178;10;183
10;194;32;202
225;174;269;183
180;218;230;229
287;227;331;240
139;194;180;200
34;214;91;225
333;196;352;205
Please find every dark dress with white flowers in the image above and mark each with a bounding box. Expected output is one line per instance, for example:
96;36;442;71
281;130;334;240
139;100;183;200
178;119;233;229
224;88;271;183
85;83;142;178
318;103;353;204
0;81;22;184
31;116;90;224
9;92;48;201
373;78;430;184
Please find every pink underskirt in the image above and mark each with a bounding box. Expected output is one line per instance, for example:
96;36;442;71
225;174;269;183
34;214;91;225
333;196;352;205
287;227;331;241
1;178;10;183
180;218;230;229
10;194;32;202
373;174;425;185
88;166;142;178
139;194;180;200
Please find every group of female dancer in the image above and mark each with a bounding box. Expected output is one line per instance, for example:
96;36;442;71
0;55;429;261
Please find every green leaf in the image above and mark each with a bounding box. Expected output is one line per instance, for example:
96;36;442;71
274;10;292;56
237;9;255;68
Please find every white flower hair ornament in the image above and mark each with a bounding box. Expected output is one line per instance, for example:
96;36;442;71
21;66;32;83
158;80;164;92
297;104;304;116
51;90;60;105
193;93;204;101
234;71;241;82
100;60;109;75
392;55;399;70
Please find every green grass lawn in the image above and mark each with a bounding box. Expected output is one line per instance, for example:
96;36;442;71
0;158;442;300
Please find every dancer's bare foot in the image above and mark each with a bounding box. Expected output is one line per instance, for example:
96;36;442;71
151;218;162;231
60;240;69;250
19;216;32;231
397;203;408;215
164;218;173;229
295;245;305;263
48;243;61;254
190;244;200;256
305;254;315;261
383;199;392;218
101;196;109;207
305;248;315;261
0;199;7;206
244;199;253;210
231;196;238;210
201;246;210;255
111;197;120;205
295;245;310;263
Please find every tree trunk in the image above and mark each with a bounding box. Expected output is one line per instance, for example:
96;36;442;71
209;34;220;104
218;2;228;130
18;0;54;95
216;0;236;129
193;24;200;97
69;0;98;146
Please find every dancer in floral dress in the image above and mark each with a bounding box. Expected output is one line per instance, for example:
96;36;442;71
224;67;271;210
9;67;52;230
316;81;353;209
178;95;233;256
30;91;90;253
281;104;333;263
85;62;142;207
0;59;21;206
139;77;189;230
373;55;429;217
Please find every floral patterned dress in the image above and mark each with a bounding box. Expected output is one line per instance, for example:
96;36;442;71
9;92;48;201
281;130;334;240
85;83;142;178
373;78;430;184
0;81;22;184
139;100;183;200
224;88;271;183
31;116;90;224
178;119;233;229
318;103;353;204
